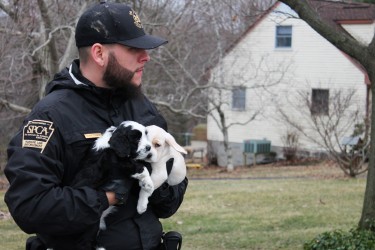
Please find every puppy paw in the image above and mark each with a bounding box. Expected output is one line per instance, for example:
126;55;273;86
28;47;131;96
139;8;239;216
137;205;147;214
137;201;148;214
99;221;107;231
140;176;154;193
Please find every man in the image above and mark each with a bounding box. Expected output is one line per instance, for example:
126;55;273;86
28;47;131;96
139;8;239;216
4;2;188;250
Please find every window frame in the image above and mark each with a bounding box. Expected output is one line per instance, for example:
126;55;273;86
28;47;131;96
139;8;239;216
275;25;292;48
311;88;329;116
232;87;246;111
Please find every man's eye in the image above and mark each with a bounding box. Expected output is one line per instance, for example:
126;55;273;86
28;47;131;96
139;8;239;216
129;47;141;53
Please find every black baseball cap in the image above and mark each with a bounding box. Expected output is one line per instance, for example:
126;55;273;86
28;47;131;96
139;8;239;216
75;2;168;49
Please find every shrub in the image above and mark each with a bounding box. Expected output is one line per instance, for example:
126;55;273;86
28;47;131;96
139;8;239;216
281;130;300;161
304;228;375;250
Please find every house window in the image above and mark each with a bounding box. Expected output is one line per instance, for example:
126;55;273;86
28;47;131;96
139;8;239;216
276;26;292;48
311;89;329;116
232;87;246;111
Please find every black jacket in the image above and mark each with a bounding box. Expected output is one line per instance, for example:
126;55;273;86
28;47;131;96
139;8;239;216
4;60;188;250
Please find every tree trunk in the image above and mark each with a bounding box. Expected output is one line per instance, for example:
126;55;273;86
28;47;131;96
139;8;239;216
278;0;375;230
359;67;375;229
220;108;234;172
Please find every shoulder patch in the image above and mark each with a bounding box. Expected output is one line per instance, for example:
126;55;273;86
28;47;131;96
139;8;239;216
22;120;55;153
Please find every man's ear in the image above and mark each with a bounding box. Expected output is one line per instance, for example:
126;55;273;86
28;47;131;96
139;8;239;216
91;43;106;67
108;128;131;157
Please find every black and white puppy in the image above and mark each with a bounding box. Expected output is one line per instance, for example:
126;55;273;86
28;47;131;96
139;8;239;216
72;121;154;228
48;121;152;250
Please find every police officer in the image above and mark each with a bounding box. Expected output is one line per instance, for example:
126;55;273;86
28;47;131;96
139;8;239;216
4;2;188;250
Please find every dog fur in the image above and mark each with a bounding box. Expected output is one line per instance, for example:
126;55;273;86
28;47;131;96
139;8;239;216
145;125;187;188
133;125;187;214
94;121;154;218
47;121;153;250
72;121;153;234
72;121;152;192
89;121;154;227
68;121;187;250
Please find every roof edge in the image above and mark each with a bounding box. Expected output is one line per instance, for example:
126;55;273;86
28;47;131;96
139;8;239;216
223;2;281;56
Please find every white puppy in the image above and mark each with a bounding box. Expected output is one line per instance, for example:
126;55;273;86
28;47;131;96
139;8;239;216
134;125;187;214
146;125;187;188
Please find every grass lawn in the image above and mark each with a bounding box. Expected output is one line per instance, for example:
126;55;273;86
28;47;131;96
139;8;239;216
0;163;367;249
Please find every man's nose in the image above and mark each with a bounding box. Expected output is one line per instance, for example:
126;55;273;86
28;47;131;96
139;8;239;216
140;50;150;63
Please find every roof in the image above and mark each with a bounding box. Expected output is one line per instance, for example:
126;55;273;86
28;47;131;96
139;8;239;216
308;0;375;27
307;0;375;85
228;0;375;53
341;136;362;146
224;2;282;55
223;0;374;85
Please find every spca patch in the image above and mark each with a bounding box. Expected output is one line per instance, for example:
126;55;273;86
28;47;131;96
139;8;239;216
22;120;54;153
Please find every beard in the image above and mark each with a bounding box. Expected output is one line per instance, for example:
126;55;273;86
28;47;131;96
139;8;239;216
103;52;142;99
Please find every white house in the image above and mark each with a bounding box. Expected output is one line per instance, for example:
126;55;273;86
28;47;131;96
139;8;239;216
207;0;374;167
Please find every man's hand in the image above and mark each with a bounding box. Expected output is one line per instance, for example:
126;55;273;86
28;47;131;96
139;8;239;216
105;191;117;206
100;154;136;205
101;178;134;205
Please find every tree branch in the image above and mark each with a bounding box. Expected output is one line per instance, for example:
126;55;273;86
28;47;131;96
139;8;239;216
0;0;16;20
0;98;31;114
31;25;73;57
279;0;368;64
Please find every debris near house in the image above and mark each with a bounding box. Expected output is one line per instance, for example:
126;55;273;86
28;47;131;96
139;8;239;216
186;163;203;169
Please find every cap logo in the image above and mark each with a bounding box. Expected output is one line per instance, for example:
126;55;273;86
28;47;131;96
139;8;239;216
129;10;143;29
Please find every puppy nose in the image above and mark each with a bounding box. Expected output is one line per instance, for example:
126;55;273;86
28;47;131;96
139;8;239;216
146;145;151;151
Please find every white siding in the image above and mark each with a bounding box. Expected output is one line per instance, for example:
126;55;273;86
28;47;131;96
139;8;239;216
342;23;375;45
207;2;368;155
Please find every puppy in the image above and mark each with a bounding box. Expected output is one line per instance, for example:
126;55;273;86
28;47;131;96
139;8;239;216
94;123;187;221
48;121;153;250
134;125;187;214
72;121;154;225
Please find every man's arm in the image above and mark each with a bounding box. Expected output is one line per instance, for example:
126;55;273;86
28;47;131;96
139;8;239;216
4;119;108;235
148;177;188;218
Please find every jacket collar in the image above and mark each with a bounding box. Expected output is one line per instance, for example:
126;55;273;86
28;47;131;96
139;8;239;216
69;60;95;87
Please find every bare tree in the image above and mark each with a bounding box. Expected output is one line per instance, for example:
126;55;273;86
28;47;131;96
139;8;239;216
141;0;279;168
0;0;91;153
0;0;275;169
279;0;375;230
208;43;292;170
277;87;370;176
142;0;275;132
124;0;278;167
280;129;300;162
207;86;261;171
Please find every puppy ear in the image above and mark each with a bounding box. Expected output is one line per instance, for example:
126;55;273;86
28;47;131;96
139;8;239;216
108;127;131;157
165;133;187;154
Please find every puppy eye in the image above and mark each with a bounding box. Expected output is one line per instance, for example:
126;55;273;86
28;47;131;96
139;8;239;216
155;143;161;148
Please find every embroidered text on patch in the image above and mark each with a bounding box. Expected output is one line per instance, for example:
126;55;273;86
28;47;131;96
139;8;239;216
22;120;55;153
